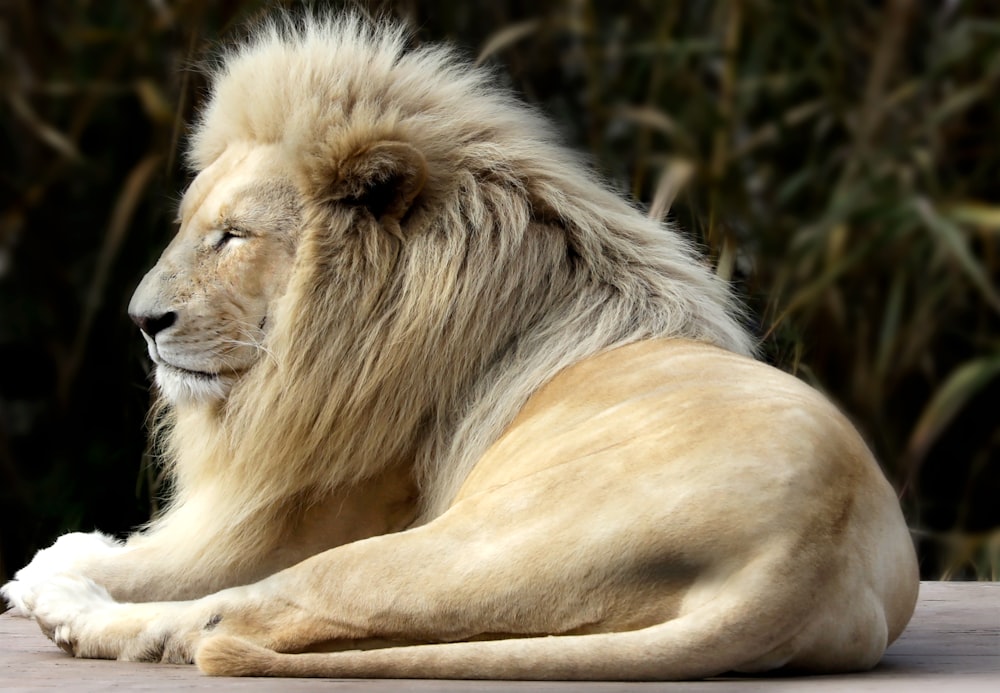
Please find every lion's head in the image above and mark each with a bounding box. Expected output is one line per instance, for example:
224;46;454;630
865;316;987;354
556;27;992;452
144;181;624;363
129;14;754;516
129;144;302;403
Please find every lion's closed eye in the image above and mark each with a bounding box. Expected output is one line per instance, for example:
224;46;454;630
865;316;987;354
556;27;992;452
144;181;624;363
213;225;250;250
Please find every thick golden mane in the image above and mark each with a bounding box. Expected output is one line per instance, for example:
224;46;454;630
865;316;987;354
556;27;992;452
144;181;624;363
146;13;755;564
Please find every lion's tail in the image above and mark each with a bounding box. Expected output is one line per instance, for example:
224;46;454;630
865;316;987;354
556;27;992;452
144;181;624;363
194;587;890;680
194;628;741;680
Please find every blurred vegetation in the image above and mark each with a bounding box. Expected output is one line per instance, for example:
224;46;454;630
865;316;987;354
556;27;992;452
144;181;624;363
1;0;998;582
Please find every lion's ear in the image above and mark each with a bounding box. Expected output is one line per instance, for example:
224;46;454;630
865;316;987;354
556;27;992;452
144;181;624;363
336;141;427;228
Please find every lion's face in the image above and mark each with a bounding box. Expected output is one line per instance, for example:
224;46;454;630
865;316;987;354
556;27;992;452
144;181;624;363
129;143;301;404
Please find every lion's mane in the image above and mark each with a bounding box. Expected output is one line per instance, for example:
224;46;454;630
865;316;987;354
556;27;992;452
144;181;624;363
141;14;755;574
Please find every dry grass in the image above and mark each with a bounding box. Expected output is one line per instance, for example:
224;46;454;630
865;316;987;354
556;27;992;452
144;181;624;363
0;0;997;580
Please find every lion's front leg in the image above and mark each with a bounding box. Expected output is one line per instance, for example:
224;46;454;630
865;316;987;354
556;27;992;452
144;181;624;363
29;574;219;664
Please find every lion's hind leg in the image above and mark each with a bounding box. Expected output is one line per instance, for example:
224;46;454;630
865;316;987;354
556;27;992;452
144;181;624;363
193;460;891;680
195;558;846;681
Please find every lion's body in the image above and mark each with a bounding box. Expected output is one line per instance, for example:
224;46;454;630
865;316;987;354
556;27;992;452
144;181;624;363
1;14;918;680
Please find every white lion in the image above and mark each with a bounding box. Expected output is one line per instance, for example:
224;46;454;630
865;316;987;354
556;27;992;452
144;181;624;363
1;14;918;680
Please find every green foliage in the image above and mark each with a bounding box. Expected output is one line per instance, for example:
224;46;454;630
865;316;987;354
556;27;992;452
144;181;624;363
1;0;997;581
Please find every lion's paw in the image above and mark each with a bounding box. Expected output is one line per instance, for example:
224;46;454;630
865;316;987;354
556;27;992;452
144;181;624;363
30;574;196;663
1;532;123;617
30;574;120;656
39;578;106;652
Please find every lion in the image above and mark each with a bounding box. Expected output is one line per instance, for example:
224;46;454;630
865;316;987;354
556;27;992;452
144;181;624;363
1;14;918;680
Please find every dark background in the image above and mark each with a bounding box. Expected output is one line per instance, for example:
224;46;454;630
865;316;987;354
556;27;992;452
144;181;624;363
1;0;998;583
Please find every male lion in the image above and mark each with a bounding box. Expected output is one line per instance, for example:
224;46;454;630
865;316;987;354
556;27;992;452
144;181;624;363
2;14;918;680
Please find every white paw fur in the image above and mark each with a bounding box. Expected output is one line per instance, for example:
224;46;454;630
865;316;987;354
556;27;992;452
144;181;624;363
28;573;197;663
31;574;121;658
1;531;123;617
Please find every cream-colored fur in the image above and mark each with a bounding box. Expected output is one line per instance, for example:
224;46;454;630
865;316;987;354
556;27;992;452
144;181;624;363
1;14;918;680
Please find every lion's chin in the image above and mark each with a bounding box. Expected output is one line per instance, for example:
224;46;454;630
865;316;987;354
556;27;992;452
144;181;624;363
154;363;234;405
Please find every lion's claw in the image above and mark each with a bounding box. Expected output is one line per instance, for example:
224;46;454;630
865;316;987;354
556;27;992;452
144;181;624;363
52;624;78;656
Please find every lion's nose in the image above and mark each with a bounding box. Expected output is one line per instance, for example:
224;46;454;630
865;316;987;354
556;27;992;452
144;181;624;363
130;311;177;338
